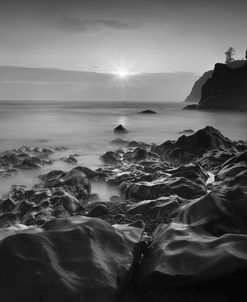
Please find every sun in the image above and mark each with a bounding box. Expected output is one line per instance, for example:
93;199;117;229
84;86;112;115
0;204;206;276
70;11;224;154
115;69;131;79
109;58;138;80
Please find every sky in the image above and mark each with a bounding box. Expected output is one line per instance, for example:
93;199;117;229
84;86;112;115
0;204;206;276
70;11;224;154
0;0;246;74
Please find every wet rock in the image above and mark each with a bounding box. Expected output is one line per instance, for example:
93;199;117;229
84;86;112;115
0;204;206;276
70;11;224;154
216;162;247;182
101;151;120;165
88;204;109;217
0;217;144;302
166;163;208;185
133;214;143;220
136;221;247;289
127;141;150;148
73;166;98;179
127;195;181;219
110;138;129;145
63;155;78;164
50;192;85;214
114;124;128;134
133;148;149;161
113;213;126;220
0;198;16;212
14;156;44;169
121;176;207;201
152;126;234;163
197;148;236;171
41;167;91;200
177;192;247;236
139;110;156;114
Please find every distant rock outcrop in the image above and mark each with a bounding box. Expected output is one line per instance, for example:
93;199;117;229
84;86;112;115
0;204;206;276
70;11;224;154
184;60;246;104
139;110;157;114
199;62;247;110
185;70;213;103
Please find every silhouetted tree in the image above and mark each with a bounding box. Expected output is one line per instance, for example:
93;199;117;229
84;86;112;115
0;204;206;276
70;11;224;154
245;50;247;60
225;47;235;64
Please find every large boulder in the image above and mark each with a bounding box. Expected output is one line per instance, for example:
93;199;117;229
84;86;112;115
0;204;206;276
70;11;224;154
127;195;181;219
0;216;144;302
177;191;247;236
121;176;207;201
152;126;234;162
40;167;91;200
136;221;247;289
114;124;128;134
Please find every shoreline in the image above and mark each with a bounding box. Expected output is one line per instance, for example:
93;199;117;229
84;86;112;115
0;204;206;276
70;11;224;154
0;125;247;301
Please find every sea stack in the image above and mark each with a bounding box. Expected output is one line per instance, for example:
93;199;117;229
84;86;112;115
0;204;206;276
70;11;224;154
114;124;128;134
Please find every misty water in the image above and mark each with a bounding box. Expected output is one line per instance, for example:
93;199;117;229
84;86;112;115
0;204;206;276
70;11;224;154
0;100;247;199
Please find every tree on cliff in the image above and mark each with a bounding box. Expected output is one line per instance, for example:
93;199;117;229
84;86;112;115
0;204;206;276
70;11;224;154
225;47;235;64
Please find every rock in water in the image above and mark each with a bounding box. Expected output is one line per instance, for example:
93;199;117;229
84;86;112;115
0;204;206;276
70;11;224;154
184;60;246;104
139;110;156;114
114;124;128;134
183;104;198;110
199;62;247;110
0;216;144;302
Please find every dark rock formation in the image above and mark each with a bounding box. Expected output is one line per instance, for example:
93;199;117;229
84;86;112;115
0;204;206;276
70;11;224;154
121;176;207;201
63;154;78;164
199;62;247;110
88;203;109;217
136;221;247;289
0;146;54;175
101;151;120;165
110;138;129;145
0;167;92;227
127;141;150;148
179;129;194;134
152;126;234;163
0;126;247;301
0;217;144;302
139;110;157;114
127;195;181;219
185;70;213;103
177;192;247;236
183;104;198;110
184;60;246;104
114;124;128;134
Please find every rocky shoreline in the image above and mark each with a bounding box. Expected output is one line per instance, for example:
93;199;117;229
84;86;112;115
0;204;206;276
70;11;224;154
0;126;247;301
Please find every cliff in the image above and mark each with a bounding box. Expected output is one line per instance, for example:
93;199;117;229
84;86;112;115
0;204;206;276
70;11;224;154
185;60;246;103
185;70;213;103
199;62;247;110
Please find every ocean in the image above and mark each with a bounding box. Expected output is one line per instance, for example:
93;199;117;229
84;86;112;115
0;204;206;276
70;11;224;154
0;100;247;199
